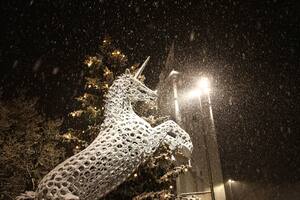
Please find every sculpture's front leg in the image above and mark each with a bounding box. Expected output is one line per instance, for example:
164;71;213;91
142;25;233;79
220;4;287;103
154;120;193;158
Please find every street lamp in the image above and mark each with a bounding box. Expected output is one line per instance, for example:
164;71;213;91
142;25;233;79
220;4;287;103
189;77;216;200
228;179;235;183
197;77;210;94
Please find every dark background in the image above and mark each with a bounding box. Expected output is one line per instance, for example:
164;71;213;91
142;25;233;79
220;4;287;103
1;0;299;184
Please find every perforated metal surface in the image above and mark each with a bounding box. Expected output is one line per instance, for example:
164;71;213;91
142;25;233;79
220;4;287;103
36;71;193;200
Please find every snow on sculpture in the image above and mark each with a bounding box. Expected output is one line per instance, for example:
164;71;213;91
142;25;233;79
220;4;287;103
33;58;193;200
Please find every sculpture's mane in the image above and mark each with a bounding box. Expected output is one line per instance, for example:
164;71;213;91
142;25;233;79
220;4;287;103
105;74;130;101
103;74;132;118
114;73;131;88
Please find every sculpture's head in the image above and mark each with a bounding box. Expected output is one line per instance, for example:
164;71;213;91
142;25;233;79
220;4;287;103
108;57;156;106
124;68;157;103
115;56;157;103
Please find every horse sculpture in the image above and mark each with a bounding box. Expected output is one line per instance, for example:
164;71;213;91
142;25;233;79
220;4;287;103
31;59;193;200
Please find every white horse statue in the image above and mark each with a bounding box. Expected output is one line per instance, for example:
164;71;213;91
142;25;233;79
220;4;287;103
27;58;193;200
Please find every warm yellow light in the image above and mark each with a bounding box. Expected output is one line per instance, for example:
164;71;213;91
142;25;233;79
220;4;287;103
169;185;173;189
184;168;188;172
87;61;93;67
65;133;71;139
133;173;138;177
85;56;99;67
71;113;76;117
112;50;121;56
228;179;235;183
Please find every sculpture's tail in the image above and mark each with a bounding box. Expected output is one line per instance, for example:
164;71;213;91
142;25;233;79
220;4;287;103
15;191;36;200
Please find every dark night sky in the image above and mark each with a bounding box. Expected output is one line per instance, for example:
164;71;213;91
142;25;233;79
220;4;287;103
0;0;299;183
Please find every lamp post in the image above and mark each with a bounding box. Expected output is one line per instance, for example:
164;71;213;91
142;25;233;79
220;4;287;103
168;70;182;124
228;179;234;200
197;77;215;132
189;77;216;200
168;70;189;195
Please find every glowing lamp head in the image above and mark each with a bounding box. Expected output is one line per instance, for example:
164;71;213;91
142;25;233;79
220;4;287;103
198;77;210;93
228;179;235;183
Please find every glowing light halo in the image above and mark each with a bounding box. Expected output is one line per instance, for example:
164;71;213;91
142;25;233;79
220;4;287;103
187;76;211;100
188;89;202;99
197;77;210;94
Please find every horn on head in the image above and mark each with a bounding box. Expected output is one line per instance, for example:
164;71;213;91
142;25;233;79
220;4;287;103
134;56;150;78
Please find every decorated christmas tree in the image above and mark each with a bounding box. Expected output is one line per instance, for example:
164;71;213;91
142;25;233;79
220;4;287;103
62;36;129;154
